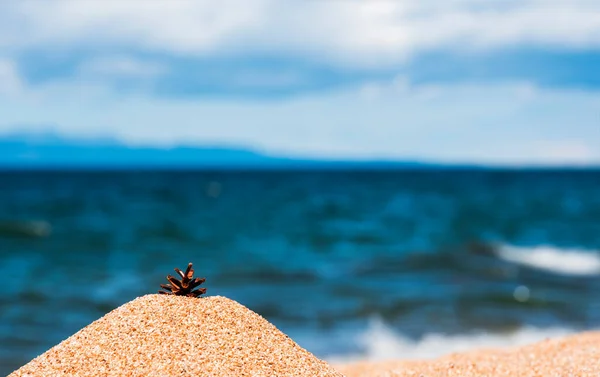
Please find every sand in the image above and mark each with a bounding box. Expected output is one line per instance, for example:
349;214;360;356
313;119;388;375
10;294;600;377
9;294;343;377
335;330;600;377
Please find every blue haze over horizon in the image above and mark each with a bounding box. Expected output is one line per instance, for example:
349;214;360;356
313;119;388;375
2;130;600;169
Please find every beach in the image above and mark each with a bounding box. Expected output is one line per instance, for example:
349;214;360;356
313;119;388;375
9;294;600;377
2;0;600;373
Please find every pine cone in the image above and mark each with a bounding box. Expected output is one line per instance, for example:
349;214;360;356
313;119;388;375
159;262;207;298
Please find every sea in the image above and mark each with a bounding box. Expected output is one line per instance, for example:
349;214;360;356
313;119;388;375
1;169;600;375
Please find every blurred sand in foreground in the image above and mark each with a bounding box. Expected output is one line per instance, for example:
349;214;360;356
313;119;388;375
336;330;600;377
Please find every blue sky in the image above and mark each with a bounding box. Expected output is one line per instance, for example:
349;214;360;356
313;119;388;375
0;0;599;165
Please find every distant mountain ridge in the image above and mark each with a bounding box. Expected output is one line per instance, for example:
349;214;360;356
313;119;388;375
0;131;432;169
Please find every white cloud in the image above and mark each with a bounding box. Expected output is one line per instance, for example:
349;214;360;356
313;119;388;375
1;1;600;67
0;1;268;54
1;75;599;166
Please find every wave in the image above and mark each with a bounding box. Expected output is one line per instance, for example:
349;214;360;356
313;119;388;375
497;244;600;276
326;317;577;363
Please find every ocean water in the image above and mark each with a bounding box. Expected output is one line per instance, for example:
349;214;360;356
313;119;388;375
1;169;600;374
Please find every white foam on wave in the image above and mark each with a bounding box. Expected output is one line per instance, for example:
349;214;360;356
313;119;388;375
326;317;576;363
497;244;600;276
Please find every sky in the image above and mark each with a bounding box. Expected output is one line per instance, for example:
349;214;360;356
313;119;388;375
0;0;599;165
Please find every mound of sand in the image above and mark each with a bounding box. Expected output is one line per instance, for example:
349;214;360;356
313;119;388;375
9;295;344;377
335;330;600;377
